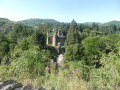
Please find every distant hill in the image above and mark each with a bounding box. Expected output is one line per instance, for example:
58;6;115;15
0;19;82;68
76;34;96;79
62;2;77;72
79;22;102;25
0;18;16;32
0;18;60;33
1;17;120;34
18;18;59;27
0;18;9;21
84;22;102;25
102;20;120;27
83;21;120;27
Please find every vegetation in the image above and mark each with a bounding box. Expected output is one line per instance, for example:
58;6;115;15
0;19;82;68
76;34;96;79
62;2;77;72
0;18;120;89
18;18;59;27
103;20;120;27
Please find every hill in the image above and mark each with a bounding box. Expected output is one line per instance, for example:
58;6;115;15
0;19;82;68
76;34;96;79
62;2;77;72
0;18;16;33
18;18;59;27
83;22;102;25
80;21;120;27
102;20;120;27
0;18;9;21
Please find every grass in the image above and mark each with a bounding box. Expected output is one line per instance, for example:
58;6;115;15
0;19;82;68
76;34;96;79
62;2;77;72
0;59;120;90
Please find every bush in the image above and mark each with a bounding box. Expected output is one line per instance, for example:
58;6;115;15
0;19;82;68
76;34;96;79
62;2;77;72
64;43;84;62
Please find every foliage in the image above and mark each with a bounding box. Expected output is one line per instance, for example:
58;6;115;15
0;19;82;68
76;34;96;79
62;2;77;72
0;35;9;64
7;24;33;44
32;30;46;48
0;19;120;89
64;43;84;62
90;52;120;89
103;20;120;27
37;23;54;34
0;18;16;35
19;39;29;50
82;35;114;66
0;46;52;81
65;20;81;47
18;19;59;27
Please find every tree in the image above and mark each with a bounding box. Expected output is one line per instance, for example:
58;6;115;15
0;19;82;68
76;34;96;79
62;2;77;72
82;36;114;66
9;46;52;77
64;43;84;61
70;19;77;29
65;20;81;47
0;35;9;64
32;30;46;49
37;23;54;34
7;31;17;44
0;35;9;55
19;39;29;50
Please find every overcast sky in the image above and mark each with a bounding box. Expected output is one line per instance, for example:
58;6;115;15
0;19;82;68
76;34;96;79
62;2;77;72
0;0;120;23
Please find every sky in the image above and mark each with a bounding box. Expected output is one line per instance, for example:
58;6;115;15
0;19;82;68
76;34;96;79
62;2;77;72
0;0;120;23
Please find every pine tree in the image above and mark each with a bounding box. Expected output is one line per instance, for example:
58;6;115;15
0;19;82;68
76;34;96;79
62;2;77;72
70;19;77;29
65;20;80;47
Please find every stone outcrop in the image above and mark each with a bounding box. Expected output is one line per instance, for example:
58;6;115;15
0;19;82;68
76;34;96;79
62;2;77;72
0;80;55;90
57;54;64;65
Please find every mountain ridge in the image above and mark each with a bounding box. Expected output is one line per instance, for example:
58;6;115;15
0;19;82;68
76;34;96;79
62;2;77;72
0;17;120;31
102;20;120;27
18;18;60;27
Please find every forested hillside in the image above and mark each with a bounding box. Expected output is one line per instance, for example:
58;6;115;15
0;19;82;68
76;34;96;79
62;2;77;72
0;18;16;35
0;18;120;89
18;18;59;27
103;20;120;27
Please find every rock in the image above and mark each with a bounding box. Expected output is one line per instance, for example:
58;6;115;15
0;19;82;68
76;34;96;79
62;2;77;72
0;80;54;90
2;83;22;90
57;54;64;65
21;84;32;90
38;87;46;90
0;82;3;86
0;80;17;89
1;84;12;90
32;87;46;90
15;87;22;90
